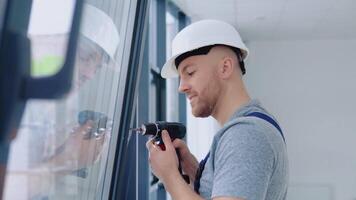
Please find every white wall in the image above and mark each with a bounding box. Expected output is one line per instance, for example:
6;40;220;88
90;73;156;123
244;39;356;200
187;104;220;161
187;39;356;199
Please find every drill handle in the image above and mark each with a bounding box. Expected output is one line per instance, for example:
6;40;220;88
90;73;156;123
151;134;190;184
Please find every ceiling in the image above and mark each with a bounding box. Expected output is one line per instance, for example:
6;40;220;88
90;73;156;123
171;0;356;42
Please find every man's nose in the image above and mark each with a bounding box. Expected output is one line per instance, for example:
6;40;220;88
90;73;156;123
178;79;190;93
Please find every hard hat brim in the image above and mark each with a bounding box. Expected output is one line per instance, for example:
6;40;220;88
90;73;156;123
161;55;180;78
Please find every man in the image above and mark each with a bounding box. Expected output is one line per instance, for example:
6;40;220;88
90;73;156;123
146;19;288;200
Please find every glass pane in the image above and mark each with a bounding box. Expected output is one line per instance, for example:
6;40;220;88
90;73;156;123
165;12;177;60
3;0;131;199
28;0;75;77
0;0;6;33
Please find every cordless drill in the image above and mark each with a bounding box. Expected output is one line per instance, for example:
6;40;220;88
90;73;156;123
130;121;190;183
78;110;108;139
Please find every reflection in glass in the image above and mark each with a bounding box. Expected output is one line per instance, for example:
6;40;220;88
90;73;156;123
4;2;124;199
28;0;75;77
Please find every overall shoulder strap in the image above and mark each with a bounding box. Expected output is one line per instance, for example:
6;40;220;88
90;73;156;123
246;112;285;143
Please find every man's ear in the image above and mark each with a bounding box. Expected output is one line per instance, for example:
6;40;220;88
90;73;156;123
218;57;234;79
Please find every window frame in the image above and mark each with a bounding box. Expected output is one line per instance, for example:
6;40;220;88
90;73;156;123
101;0;151;199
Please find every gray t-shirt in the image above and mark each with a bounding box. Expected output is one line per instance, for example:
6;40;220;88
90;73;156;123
199;100;289;200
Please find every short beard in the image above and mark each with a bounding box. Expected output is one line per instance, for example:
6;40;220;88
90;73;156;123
191;77;220;118
192;102;213;118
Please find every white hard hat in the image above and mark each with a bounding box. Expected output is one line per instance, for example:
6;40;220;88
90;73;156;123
81;4;120;59
161;19;249;78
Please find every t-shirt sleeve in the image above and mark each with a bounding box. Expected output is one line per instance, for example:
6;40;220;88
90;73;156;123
212;122;275;200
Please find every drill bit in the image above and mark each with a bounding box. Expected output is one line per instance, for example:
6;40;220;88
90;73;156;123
129;127;144;132
130;124;148;135
129;127;142;132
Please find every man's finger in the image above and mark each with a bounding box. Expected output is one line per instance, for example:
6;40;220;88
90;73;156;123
161;130;174;150
146;139;158;152
146;139;152;149
75;120;95;138
172;138;185;148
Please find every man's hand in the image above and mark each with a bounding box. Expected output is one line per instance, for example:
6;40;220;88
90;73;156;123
172;138;199;183
65;120;107;168
45;120;108;171
146;131;207;200
146;130;180;182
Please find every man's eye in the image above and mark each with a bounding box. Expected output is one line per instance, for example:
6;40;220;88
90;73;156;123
187;71;195;76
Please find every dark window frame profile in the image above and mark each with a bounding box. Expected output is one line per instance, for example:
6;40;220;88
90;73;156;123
106;0;150;199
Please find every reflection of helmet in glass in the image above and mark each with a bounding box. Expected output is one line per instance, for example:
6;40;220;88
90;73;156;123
75;4;120;86
80;4;120;60
28;2;120;78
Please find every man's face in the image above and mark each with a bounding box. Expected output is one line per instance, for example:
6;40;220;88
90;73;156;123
74;39;103;88
76;49;100;86
178;48;222;117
